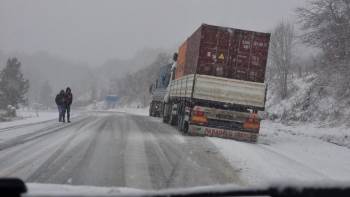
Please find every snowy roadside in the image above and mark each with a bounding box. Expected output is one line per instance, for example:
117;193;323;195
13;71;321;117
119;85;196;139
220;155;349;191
0;110;58;129
210;120;350;186
0;110;82;129
268;121;350;149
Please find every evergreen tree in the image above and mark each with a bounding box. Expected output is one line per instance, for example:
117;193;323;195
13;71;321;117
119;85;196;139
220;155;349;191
0;58;29;109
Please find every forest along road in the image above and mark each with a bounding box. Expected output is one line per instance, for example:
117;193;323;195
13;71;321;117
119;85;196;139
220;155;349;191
0;111;242;189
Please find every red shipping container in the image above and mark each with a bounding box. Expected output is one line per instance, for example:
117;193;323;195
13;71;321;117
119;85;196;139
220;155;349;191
175;24;270;83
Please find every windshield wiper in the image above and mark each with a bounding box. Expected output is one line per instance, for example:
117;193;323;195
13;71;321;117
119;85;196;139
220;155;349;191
0;178;27;197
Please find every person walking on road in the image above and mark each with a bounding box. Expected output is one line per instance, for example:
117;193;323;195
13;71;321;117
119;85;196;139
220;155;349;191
55;90;66;122
64;87;73;123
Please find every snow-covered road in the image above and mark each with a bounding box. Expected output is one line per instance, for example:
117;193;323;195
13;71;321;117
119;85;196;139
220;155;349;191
0;112;241;190
1;111;350;192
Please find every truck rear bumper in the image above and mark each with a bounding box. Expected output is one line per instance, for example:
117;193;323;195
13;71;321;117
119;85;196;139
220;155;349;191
188;124;258;142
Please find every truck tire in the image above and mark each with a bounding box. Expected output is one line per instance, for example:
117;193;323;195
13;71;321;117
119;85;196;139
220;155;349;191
180;120;189;134
177;103;184;131
149;102;155;117
178;113;187;132
177;103;189;133
162;105;169;123
183;122;189;134
168;103;177;126
159;105;164;118
177;112;183;131
170;113;177;126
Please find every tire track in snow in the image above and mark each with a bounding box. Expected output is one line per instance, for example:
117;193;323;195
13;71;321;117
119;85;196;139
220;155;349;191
0;116;88;151
0;119;57;132
130;114;243;189
0;116;95;178
26;116;100;182
123;115;153;190
131;115;184;189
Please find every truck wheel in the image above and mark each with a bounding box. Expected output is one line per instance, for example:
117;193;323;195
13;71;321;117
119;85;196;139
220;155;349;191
178;115;188;133
162;109;169;123
183;122;189;134
168;103;177;126
159;105;164;118
177;113;184;131
177;103;184;131
177;103;188;133
149;103;154;117
162;103;171;123
178;115;189;133
170;114;177;126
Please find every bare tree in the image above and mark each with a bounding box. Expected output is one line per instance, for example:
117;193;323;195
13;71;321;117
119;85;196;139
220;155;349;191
296;0;350;63
269;21;296;99
296;0;350;96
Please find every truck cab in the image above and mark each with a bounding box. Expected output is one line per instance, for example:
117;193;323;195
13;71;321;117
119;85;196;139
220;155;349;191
149;63;172;117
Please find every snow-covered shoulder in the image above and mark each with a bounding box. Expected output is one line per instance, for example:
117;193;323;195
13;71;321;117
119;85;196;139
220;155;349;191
0;110;58;129
210;120;350;186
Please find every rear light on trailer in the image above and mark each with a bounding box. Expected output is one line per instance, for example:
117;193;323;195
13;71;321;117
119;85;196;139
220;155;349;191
193;110;205;116
243;112;260;131
191;106;208;125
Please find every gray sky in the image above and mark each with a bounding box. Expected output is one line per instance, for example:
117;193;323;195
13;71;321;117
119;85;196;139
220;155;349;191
0;0;306;66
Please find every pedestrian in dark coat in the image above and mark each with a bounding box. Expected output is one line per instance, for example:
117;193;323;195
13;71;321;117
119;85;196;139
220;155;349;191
55;90;66;122
64;87;73;123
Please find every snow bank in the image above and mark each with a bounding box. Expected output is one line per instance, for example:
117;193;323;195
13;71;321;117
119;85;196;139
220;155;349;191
266;121;350;149
267;74;350;123
0;109;83;129
0;110;58;129
267;75;315;121
210;120;350;186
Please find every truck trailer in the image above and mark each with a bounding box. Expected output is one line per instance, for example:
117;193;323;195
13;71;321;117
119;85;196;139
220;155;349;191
163;24;270;142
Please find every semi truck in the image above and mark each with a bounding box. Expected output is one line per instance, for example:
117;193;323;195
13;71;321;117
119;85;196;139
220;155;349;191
149;62;172;117
163;24;270;142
